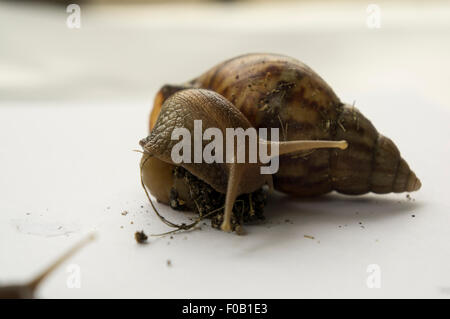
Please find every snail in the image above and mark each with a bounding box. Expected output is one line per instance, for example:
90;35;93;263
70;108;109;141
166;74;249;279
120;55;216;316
140;89;347;232
141;53;421;233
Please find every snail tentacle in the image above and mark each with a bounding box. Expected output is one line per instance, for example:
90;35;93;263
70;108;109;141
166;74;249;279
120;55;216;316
262;139;348;158
220;163;244;232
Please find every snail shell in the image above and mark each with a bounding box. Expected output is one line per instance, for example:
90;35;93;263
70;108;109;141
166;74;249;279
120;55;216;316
150;53;421;196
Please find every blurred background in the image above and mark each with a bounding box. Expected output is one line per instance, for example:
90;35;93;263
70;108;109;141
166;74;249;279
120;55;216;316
1;0;450;108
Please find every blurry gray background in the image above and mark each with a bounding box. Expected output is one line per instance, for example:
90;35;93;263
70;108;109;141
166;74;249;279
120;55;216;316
2;0;450;107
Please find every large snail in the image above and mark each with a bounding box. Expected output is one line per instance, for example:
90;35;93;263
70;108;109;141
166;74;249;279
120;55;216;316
140;53;421;233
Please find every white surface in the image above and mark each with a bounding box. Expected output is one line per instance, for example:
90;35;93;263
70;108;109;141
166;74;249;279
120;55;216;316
0;1;450;298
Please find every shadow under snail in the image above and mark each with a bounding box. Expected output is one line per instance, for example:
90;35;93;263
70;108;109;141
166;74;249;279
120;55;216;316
140;53;421;234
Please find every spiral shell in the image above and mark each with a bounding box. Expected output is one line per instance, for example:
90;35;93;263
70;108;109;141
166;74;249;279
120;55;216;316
150;53;421;196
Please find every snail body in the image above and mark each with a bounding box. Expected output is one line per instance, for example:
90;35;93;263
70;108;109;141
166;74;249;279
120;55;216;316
141;89;347;231
149;53;421;197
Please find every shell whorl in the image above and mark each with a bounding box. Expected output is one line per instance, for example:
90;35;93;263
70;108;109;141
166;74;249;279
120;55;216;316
328;104;421;195
271;104;421;196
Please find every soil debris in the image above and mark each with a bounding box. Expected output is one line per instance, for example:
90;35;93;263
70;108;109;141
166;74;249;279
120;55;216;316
134;230;148;244
169;166;267;232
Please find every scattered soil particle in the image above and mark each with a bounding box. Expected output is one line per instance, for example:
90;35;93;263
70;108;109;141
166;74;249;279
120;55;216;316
411;214;415;218
304;235;315;240
121;211;128;216
130;221;134;224
134;230;148;244
166;259;172;267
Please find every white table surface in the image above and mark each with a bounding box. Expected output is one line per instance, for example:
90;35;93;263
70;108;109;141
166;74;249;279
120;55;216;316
1;1;449;298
